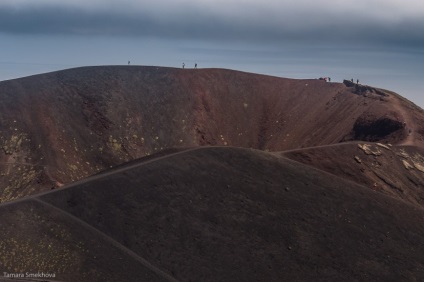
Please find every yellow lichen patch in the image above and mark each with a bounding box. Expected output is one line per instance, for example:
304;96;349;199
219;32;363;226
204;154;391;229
112;142;121;151
1;133;27;155
69;164;78;171
0;166;40;203
108;136;122;152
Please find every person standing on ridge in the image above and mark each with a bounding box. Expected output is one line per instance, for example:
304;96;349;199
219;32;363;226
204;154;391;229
195;63;197;69
182;63;185;69
357;79;359;84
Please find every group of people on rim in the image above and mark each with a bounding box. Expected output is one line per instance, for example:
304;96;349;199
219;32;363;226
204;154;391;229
182;63;197;69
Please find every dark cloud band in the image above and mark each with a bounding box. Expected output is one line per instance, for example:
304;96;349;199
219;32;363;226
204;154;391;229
0;5;423;48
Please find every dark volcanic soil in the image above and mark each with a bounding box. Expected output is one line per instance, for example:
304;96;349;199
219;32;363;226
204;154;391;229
1;66;424;201
283;142;424;208
1;147;424;281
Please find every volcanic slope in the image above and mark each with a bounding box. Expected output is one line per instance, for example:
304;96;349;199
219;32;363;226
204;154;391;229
282;142;424;209
1;147;424;281
1;66;424;201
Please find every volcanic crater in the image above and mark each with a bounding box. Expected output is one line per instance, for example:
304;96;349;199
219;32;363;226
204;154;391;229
1;66;424;281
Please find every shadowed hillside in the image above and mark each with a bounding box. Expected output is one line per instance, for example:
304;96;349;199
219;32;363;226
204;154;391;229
1;147;424;281
1;66;424;202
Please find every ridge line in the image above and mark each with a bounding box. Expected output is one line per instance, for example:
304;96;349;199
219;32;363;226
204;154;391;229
0;146;221;207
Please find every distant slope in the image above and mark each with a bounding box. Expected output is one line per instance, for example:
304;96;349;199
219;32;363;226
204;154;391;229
282;142;424;208
1;147;424;281
1;66;424;201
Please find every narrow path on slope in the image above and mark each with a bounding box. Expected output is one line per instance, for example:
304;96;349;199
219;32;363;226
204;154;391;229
33;198;179;282
0;146;218;207
390;95;415;146
273;140;374;155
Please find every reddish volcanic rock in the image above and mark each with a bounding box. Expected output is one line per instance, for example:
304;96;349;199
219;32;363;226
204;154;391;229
0;66;423;201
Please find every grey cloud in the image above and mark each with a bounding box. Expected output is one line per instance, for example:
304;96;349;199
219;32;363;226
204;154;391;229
0;5;423;49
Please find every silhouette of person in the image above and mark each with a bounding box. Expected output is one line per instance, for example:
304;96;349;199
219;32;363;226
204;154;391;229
357;79;359;84
195;63;197;69
351;78;354;83
328;77;331;82
128;61;130;65
182;63;185;69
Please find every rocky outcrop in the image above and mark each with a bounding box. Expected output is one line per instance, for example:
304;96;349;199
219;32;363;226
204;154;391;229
343;80;388;96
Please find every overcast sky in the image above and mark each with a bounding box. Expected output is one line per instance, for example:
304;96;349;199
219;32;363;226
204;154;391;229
1;0;423;106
